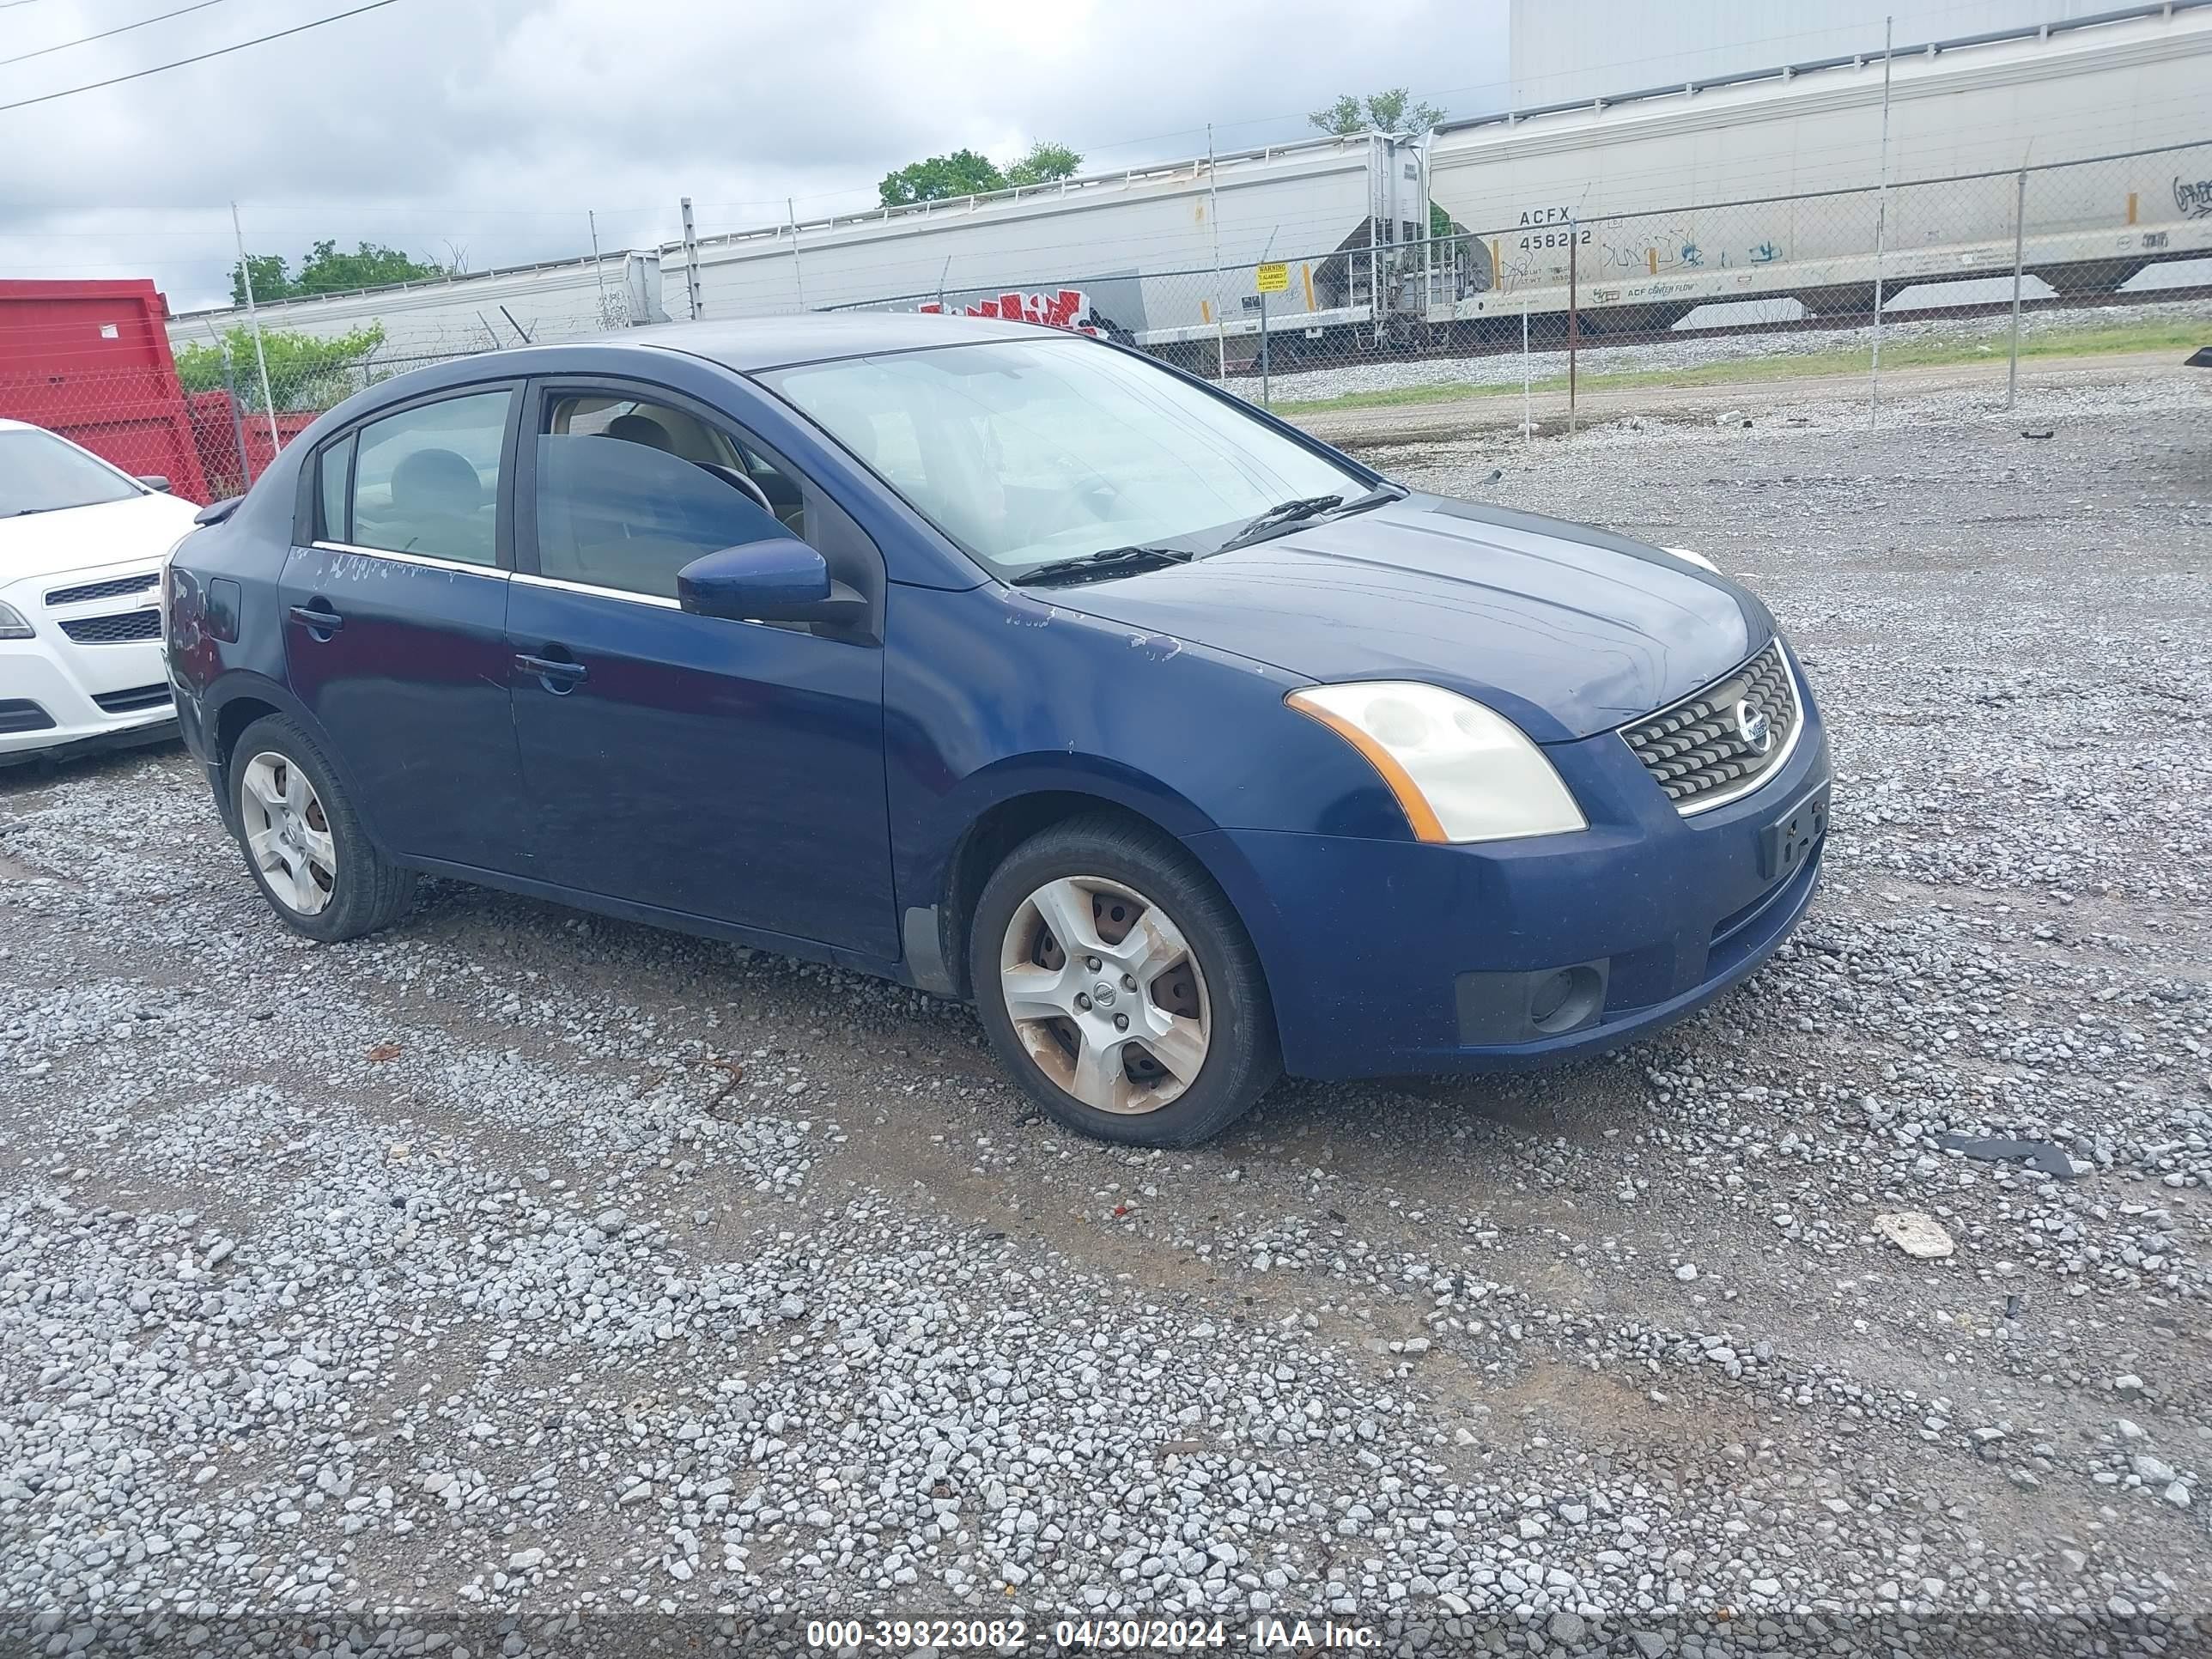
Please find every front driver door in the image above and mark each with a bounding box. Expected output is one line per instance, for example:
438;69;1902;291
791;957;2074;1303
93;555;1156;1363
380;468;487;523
504;378;896;960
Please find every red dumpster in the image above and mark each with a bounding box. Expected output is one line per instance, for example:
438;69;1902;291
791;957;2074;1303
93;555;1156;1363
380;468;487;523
189;390;316;498
0;277;211;502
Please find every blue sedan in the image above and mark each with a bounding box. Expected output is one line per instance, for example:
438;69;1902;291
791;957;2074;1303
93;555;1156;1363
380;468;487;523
163;313;1828;1146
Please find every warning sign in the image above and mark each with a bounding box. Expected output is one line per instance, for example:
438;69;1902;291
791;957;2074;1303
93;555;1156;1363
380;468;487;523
1254;263;1290;294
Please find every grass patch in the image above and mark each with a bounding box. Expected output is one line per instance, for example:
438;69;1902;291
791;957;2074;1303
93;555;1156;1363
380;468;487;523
1268;316;2204;416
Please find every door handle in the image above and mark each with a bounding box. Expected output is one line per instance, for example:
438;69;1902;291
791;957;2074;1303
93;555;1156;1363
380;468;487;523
288;602;343;635
515;653;588;690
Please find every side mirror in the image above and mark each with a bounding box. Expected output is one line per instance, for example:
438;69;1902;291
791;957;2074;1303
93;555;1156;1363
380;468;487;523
137;475;173;494
677;541;868;629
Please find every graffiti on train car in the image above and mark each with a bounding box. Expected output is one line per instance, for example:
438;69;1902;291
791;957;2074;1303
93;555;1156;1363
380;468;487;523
917;288;1099;331
2177;175;2212;218
909;288;1137;344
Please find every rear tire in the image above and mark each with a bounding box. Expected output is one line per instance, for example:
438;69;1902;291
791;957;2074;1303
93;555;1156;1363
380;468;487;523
969;814;1279;1146
229;713;414;943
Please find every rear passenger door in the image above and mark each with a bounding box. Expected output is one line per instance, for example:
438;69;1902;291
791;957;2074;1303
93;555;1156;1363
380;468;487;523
280;383;531;874
505;377;896;958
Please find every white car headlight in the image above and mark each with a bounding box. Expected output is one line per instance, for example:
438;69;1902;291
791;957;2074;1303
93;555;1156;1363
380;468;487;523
1662;544;1719;573
0;601;33;641
1286;682;1586;844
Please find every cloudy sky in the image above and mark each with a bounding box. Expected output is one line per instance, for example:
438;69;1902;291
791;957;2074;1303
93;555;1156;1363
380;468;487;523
1;0;1508;311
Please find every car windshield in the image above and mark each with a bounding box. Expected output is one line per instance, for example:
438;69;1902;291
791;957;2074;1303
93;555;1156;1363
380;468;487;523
0;428;142;519
760;336;1364;575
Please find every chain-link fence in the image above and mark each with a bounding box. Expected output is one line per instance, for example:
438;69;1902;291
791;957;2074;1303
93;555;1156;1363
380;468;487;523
5;143;2206;501
827;141;2212;431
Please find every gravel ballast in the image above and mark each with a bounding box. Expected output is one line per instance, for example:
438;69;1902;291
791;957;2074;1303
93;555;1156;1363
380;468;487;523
1;362;2206;1656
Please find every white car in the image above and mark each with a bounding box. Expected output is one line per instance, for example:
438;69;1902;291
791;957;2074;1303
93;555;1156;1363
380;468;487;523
2;418;203;768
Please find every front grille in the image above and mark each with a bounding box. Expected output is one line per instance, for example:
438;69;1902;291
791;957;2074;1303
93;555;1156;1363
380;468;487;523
46;571;158;608
0;698;56;735
1620;640;1800;812
93;684;172;714
58;611;162;645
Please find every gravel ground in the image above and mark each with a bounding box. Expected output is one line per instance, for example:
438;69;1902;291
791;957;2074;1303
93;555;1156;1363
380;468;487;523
2;363;2208;1657
1257;296;2212;406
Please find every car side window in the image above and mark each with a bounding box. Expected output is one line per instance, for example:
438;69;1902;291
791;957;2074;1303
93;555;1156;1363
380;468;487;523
349;389;512;566
317;434;353;542
536;396;797;599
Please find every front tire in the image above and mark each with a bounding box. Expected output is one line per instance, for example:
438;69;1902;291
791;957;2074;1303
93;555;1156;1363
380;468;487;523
229;713;414;943
969;815;1279;1146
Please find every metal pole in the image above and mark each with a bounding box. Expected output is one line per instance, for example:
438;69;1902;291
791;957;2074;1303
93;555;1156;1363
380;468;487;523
219;341;252;491
1567;213;1579;437
1259;289;1269;404
2006;167;2027;410
231;201;280;459
1869;17;1893;428
1522;300;1531;445
786;198;807;311
588;210;611;325
679;197;702;320
1206;125;1227;382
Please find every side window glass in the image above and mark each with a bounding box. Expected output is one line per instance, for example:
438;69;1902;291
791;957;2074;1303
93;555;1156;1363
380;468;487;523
535;420;797;599
730;440;806;538
317;434;352;543
350;389;512;566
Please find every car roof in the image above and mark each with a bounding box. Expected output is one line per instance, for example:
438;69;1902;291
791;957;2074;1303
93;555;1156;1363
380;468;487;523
614;310;1072;372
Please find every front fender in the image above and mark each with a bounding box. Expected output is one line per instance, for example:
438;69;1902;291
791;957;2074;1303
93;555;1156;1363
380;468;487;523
884;582;1416;919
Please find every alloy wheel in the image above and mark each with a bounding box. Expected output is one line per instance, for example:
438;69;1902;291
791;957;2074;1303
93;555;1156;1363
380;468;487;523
997;874;1210;1114
239;751;337;916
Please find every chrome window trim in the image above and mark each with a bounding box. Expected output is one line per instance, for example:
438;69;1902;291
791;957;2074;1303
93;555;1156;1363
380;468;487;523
511;571;682;611
311;540;507;578
1623;640;1808;819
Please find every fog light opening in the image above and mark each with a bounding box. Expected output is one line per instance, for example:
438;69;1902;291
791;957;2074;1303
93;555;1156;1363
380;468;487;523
1528;965;1605;1035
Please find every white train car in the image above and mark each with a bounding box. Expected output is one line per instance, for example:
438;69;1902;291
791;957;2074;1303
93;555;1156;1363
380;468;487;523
1422;3;2212;332
165;251;668;364
681;134;1425;354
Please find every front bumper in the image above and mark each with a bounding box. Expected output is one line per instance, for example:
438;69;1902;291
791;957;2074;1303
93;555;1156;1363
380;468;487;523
0;636;175;765
1188;686;1832;1080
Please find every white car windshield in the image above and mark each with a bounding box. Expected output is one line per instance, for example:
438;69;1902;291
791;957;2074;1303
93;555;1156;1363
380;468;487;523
0;428;142;519
761;336;1364;575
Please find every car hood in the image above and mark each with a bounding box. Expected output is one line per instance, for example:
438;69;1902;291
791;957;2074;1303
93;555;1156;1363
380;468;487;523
1033;495;1770;743
0;491;201;592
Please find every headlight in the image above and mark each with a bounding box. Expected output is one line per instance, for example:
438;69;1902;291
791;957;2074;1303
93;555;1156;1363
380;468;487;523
1662;544;1719;573
1286;682;1586;844
0;601;33;641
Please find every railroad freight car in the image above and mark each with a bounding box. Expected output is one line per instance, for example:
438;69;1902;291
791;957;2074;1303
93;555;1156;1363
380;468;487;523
684;134;1437;360
1421;3;2212;337
163;250;667;367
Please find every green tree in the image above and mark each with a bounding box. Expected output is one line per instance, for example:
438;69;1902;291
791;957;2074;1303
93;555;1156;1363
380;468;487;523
879;148;1007;207
174;323;388;413
295;240;447;295
226;241;448;305
1004;140;1083;186
228;252;290;307
1308;87;1445;136
878;140;1083;207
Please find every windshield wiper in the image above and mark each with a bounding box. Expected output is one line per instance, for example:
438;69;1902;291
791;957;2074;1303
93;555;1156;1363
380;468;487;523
1211;484;1408;555
1010;544;1195;586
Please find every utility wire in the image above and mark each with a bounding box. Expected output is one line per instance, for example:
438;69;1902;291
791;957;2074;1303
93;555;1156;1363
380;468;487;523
0;0;236;69
0;0;402;114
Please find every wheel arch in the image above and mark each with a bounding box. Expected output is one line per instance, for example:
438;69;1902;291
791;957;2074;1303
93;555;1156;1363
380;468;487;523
922;763;1270;1027
204;672;391;852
